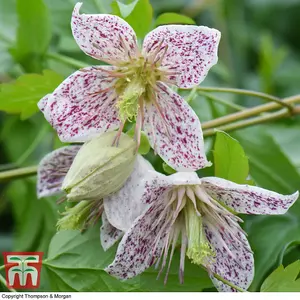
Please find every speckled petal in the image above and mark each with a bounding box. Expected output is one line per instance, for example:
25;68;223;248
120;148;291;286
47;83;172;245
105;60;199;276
143;82;211;171
202;177;299;215
72;2;138;64
41;66;120;143
38;94;50;114
37;146;81;198
103;155;155;231
105;198;167;280
100;211;123;251
204;221;254;292
142;25;220;88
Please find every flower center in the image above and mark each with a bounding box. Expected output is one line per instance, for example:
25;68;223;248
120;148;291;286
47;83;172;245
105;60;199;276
152;184;244;284
114;56;164;122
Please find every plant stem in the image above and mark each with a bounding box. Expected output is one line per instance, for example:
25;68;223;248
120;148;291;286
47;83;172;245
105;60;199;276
197;91;246;111
46;52;89;69
0;166;38;182
186;87;198;103
212;272;246;292
196;86;293;110
0;272;17;292
203;108;296;136
202;95;300;130
0;265;4;271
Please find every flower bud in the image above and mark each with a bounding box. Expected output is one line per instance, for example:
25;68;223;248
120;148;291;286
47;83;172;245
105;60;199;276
62;131;137;201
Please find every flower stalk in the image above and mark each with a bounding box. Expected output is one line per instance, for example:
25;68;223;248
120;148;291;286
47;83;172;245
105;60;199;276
0;165;37;181
201;94;300;129
203;106;300;136
196;86;293;110
211;272;246;292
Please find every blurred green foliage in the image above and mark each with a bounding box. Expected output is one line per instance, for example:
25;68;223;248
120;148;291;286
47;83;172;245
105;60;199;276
0;0;300;292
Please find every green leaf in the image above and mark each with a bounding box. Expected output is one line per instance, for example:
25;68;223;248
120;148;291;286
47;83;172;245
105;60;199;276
0;70;63;119
235;127;300;194
213;130;249;184
162;162;176;175
44;227;213;292
138;132;151;155
155;13;195;26
258;33;287;94
234;127;300;291
4;179;58;254
43;229;140;292
12;0;52;72
111;0;153;38
260;261;300;292
126;127;150;155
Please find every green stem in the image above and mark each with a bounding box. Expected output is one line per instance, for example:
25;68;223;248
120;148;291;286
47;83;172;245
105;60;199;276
186;87;198;103
196;86;293;110
203;107;300;137
202;95;300;130
0;272;17;292
46;52;89;69
0;265;4;271
0;165;38;182
212;272;246;292
197;91;246;111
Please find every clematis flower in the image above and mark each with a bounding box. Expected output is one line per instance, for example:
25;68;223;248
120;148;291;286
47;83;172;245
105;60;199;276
105;171;299;291
37;145;153;250
38;2;221;171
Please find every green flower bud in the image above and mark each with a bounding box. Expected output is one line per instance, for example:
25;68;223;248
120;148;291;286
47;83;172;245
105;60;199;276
62;131;137;202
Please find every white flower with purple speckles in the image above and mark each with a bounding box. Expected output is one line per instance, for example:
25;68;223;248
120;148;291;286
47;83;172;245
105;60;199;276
37;147;152;251
38;2;221;171
104;171;299;291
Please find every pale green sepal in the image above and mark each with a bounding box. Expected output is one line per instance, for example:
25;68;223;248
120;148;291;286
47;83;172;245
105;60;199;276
62;131;137;201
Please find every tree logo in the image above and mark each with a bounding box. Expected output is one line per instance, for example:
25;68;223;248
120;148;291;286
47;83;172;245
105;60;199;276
2;252;43;289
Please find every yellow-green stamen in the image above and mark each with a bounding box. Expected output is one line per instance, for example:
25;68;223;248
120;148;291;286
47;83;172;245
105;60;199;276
184;199;215;265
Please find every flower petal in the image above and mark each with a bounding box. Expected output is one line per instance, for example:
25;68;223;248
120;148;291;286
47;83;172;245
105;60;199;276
100;211;123;251
103;155;155;231
72;2;138;64
37;146;81;198
40;66;120;143
202;177;299;215
143;25;220;88
143;82;211;171
204;221;254;292
105;170;201;279
105;198;167;280
38;94;50;114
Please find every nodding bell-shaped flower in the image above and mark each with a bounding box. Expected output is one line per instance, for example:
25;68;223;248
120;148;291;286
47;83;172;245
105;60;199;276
104;171;299;292
38;2;221;172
